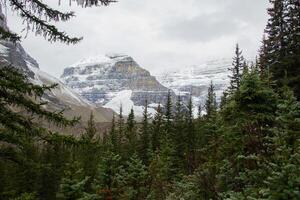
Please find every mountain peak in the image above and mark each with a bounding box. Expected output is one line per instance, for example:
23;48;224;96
69;53;131;69
61;54;172;116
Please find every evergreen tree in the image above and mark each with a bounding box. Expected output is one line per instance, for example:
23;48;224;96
258;34;270;80
263;0;300;99
37;142;70;200
56;162;90;200
80;112;100;193
185;96;196;174
96;152;123;200
151;104;163;152
228;44;245;93
262;86;300;199
197;103;203;120
126;108;137;155
205;81;217;118
284;0;300;99
220;71;278;195
109;114;118;153
164;90;173;135
0;67;79;199
148;154;169;200
117;104;125;152
140;100;151;164
115;154;149;200
172;95;186;174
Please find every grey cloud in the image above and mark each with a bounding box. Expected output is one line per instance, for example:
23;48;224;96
8;0;270;77
162;14;241;42
160;0;269;43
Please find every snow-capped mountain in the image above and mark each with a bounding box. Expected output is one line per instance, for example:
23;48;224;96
61;54;175;116
155;59;232;112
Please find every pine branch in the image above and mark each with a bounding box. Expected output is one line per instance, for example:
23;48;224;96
10;0;82;44
0;26;21;42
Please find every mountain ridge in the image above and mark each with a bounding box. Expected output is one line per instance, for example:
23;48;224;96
61;54;176;116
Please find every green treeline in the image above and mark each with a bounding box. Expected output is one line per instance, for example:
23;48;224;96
0;0;300;199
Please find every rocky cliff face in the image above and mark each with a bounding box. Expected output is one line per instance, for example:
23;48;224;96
61;54;174;116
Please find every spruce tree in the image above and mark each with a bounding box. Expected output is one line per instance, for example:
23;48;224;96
126;108;137;156
258;34;270;80
109;114;118;153
56;162;90;200
96;152;122;200
80;112;100;193
263;0;300;98
0;66;78;163
197;103;203;120
172;95;186;174
164;90;173;135
151;104;163;152
115;154;149;200
228;44;245;93
205;81;217;118
117;104;124;152
140;100;151;165
262;86;300;199
185;96;196;174
285;0;300;99
220;71;278;195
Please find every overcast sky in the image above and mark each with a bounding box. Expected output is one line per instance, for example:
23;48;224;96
8;0;270;78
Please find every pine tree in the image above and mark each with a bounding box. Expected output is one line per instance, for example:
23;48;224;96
205;81;217;118
258;34;270;80
117;104;124;152
126;108;137;155
172;95;186;174
115;154;149;200
220;91;228;110
140;100;151;165
228;44;245;93
262;86;300;199
151;104;163;152
220;71;278;195
284;0;300;99
37;142;70;200
96;152;122;200
109;114;118;153
197;103;203;120
164;90;173;135
0;67;78;154
148;154;169;200
56;162;90;200
80;112;100;193
185;96;196;174
263;0;300;98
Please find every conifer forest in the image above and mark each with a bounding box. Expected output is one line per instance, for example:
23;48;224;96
0;0;300;199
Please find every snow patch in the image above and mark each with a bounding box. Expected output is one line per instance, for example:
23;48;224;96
104;90;156;117
70;54;129;69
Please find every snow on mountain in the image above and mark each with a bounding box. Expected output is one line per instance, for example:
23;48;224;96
155;58;232;114
61;54;173;117
103;90;157;117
